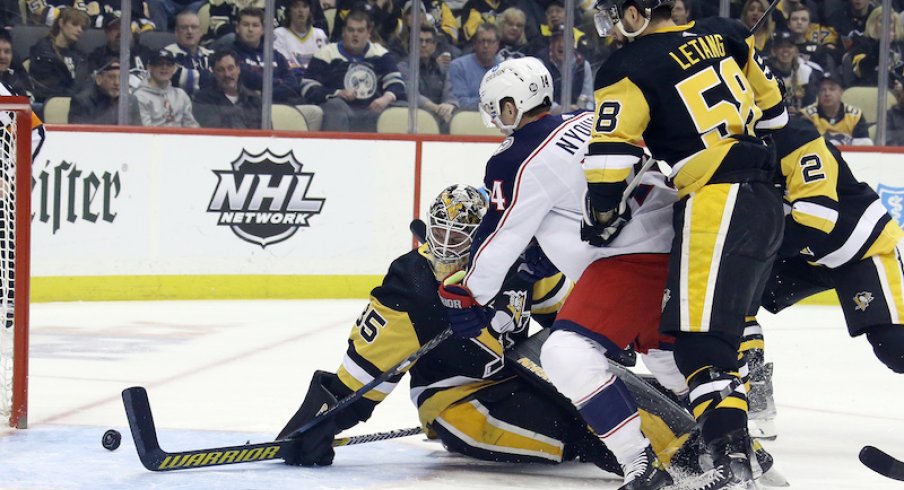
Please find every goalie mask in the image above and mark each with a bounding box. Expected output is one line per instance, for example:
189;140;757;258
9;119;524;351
593;0;674;38
427;184;487;279
479;57;553;134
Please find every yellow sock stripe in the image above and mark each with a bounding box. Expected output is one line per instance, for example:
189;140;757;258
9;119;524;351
692;399;713;420
740;339;765;352
686;365;713;384
876;249;904;323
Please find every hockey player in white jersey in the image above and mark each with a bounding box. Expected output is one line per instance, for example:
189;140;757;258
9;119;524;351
436;57;685;490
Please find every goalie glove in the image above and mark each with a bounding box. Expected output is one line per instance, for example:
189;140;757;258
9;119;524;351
488;275;533;335
580;187;631;247
278;370;342;467
438;271;492;338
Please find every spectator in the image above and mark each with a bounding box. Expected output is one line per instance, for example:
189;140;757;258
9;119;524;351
331;0;402;45
740;0;776;53
538;25;591;112
146;0;205;31
787;2;838;72
826;0;874;49
278;0;330;36
671;0;689;25
0;31;33;100
209;0;265;42
768;30;823;115
398;25;456;126
87;14;152;88
846;7;904;88
275;0;330;78
192;50;262;129
69;58;141;125
303;9;406;132
447;22;500;110
163;10;214;98
778;0;821;23
514;0;543;40
91;0;157;32
534;1;589;58
497;7;530;60
460;0;516;43
887;79;904;146
802;72;873;146
135;49;200;127
232;7;302;104
28;7;91;102
0;0;19;27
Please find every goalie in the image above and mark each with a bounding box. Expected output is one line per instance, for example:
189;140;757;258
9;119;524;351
277;184;690;477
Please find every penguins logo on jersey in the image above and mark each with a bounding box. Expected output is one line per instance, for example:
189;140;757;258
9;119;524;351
853;291;874;312
208;149;325;248
877;184;904;228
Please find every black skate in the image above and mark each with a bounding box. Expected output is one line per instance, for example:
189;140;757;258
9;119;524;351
618;445;673;490
692;430;757;490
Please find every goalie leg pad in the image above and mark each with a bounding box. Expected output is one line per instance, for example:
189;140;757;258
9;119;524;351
539;330;647;466
866;324;904;373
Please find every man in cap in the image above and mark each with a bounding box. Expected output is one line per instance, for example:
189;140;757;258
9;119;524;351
70;57;141;125
134;49;199;127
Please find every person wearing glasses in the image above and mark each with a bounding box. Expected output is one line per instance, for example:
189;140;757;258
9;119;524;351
163;10;213;97
447;22;500;111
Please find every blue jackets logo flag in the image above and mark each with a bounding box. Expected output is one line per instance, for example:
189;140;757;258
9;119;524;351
877;184;904;228
207;150;325;248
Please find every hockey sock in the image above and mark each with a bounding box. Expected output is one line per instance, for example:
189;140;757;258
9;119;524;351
674;334;748;445
576;374;648;467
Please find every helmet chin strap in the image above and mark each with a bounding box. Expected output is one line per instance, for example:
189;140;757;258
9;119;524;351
616;14;650;39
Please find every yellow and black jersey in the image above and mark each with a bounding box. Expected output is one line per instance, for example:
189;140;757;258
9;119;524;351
586;17;787;203
335;244;570;429
460;0;516;41
774;117;904;268
801;102;871;145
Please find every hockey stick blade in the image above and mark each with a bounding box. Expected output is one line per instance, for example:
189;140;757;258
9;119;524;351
860;445;904;481
123;387;424;471
122;328;452;471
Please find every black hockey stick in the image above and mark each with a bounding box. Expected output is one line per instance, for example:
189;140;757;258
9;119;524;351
860;445;904;481
410;218;427;244
123;327;453;471
123;386;423;471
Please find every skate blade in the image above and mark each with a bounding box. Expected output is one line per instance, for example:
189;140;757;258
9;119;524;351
747;419;777;440
758;467;790;487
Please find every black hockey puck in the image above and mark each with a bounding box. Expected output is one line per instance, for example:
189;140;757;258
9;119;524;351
102;429;122;451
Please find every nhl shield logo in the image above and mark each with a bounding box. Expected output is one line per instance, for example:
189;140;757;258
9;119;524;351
877;184;904;228
208;149;325;247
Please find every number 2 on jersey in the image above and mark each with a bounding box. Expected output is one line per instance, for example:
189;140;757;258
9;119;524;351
675;58;760;148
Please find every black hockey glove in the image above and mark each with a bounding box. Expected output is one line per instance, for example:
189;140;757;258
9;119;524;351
580;188;631;247
516;241;558;283
279;370;342;467
488;274;533;336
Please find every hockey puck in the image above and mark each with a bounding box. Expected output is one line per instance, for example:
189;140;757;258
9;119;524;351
102;429;122;451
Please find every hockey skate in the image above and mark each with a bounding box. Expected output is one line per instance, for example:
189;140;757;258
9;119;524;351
747;361;777;440
692;430;758;490
618;445;673;490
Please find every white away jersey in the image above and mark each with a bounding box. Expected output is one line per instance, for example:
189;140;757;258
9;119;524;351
465;111;676;305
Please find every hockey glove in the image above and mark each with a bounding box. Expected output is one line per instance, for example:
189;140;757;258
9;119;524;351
438;271;491;338
279;370;342;467
580;188;631;247
488;275;533;335
516;241;558;283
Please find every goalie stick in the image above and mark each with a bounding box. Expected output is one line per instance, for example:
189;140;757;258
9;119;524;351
860;445;904;481
122;386;423;471
123;326;453;472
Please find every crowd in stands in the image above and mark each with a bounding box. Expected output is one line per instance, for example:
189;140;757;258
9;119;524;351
0;0;899;143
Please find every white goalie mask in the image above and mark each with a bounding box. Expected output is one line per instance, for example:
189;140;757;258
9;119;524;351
478;57;553;134
427;184;487;278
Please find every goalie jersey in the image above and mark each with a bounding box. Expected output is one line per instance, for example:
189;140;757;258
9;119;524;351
585;17;787;203
773;117;904;268
334;244;569;429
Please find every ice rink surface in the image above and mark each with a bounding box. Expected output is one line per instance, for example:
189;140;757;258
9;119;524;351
1;300;902;489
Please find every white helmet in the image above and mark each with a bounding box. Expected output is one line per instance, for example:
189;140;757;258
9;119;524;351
478;57;553;133
426;184;487;278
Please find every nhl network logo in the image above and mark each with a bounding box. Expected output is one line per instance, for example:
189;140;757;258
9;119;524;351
207;149;325;247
